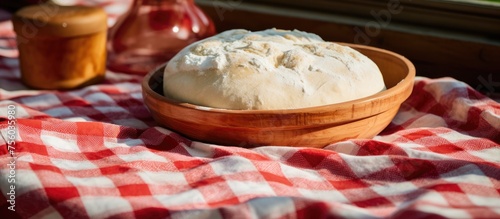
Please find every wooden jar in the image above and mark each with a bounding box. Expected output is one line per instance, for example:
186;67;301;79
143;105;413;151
12;4;107;90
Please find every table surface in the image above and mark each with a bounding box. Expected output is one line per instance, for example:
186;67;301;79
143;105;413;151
1;1;499;219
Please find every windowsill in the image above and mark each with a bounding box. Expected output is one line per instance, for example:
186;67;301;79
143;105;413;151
204;0;498;46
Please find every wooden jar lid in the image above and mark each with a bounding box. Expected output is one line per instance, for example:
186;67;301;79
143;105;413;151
12;4;107;38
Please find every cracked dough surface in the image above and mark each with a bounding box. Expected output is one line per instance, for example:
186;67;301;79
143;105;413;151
163;29;385;110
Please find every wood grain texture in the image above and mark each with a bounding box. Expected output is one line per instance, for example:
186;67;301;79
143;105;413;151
17;31;107;90
12;4;108;90
142;43;416;148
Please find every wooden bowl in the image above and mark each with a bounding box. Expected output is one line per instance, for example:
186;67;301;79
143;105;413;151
142;43;415;148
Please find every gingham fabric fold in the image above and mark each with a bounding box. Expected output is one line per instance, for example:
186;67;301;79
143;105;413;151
1;1;500;218
1;57;499;219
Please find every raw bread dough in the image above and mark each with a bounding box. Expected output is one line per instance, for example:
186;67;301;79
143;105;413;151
163;29;385;110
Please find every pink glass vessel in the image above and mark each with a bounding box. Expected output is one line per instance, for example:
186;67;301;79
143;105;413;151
107;0;216;75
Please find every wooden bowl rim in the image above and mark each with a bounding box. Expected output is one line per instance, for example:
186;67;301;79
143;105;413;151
142;43;416;115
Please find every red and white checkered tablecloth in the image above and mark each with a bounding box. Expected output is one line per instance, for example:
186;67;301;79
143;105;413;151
1;1;500;219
